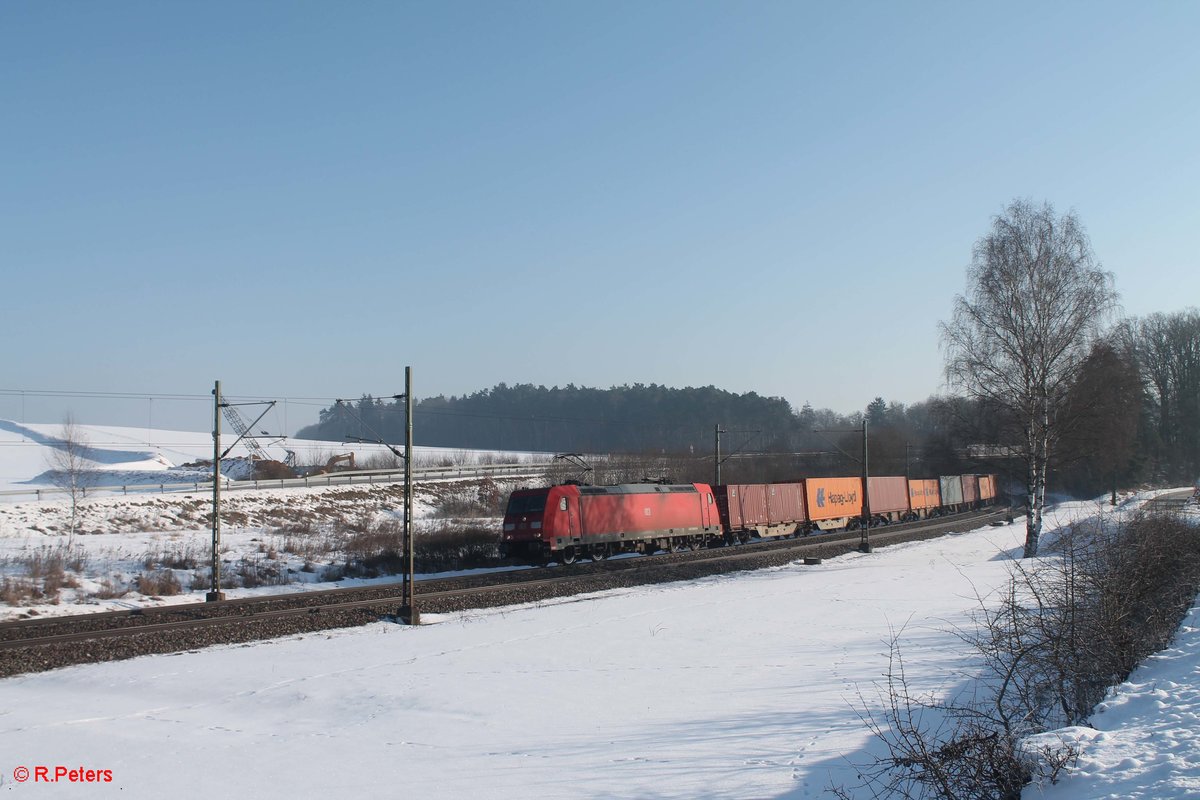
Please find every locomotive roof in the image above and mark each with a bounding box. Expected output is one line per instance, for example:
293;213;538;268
576;483;699;495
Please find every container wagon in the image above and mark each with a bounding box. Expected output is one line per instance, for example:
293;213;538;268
978;474;997;503
939;475;965;512
907;479;941;519
714;482;807;542
867;476;910;524
961;474;980;508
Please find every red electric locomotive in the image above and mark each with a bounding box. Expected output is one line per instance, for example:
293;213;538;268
500;482;722;564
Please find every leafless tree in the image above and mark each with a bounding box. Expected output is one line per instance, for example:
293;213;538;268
1055;340;1143;502
1125;309;1200;482
46;415;97;543
941;200;1116;557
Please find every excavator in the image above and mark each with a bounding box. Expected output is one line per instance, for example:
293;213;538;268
325;453;356;472
313;453;357;474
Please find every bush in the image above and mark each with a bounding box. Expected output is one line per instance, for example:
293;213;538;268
236;558;287;588
333;520;501;579
434;480;507;518
839;511;1200;800
416;525;500;572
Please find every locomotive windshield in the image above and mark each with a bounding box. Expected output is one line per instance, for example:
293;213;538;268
504;491;548;516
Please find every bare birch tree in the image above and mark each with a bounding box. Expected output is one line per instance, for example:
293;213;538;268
941;200;1116;557
47;415;96;544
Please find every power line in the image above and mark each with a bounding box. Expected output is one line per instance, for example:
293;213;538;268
0;388;208;401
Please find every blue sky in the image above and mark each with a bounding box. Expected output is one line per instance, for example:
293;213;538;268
2;1;1197;435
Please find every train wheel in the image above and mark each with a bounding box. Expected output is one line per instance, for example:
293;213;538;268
688;535;702;551
589;544;608;562
737;531;751;545
560;546;578;565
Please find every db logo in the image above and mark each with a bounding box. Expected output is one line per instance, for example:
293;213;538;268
12;765;31;782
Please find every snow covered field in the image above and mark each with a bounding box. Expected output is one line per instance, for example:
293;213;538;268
0;419;544;621
0;418;545;497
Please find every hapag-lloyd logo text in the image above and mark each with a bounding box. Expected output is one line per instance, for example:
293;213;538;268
815;488;858;508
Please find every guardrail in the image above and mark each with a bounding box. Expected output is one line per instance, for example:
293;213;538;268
0;462;557;504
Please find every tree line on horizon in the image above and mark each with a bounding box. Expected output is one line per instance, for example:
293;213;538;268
293;313;1198;499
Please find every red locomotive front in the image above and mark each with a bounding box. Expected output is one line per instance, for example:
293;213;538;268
499;485;571;562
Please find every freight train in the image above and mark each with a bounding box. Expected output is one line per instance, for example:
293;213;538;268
500;474;999;564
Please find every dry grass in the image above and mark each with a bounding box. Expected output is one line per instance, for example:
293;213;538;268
235;557;288;588
142;544;200;571
1;577;37;606
136;570;183;597
0;545;89;605
188;569;211;591
91;578;128;600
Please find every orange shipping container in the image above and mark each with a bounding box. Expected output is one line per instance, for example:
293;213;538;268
979;474;996;501
805;477;863;521
908;479;940;511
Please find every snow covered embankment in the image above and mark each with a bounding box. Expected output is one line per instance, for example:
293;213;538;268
1025;599;1200;800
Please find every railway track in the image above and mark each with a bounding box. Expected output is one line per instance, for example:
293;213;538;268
0;508;1011;677
7;492;1191;678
